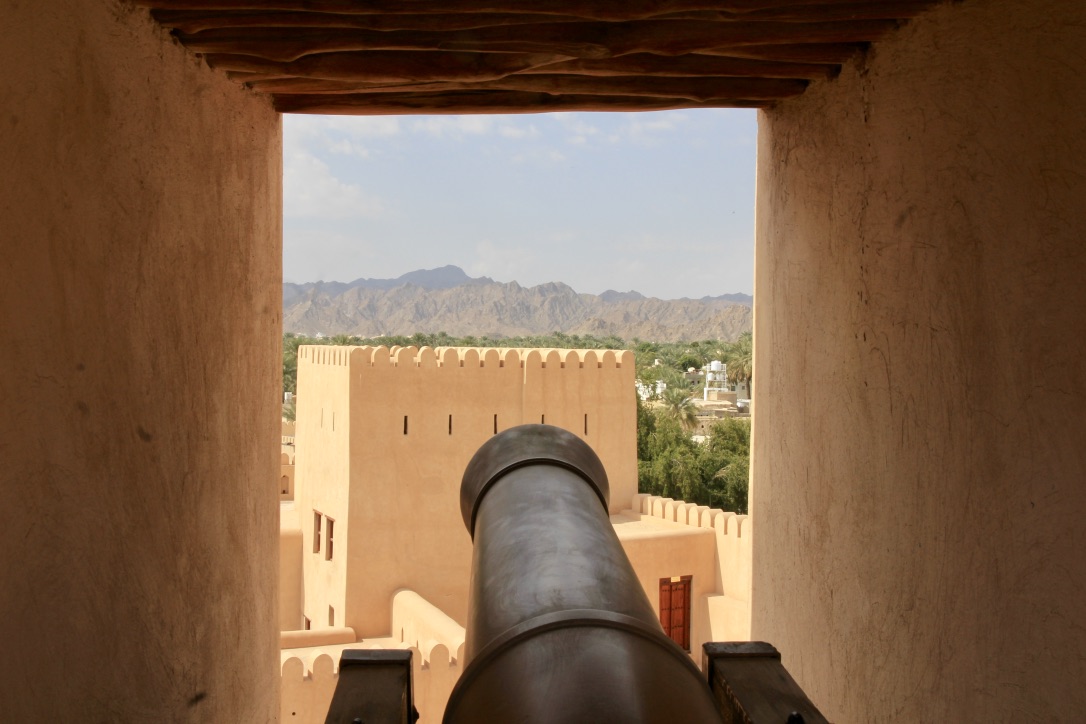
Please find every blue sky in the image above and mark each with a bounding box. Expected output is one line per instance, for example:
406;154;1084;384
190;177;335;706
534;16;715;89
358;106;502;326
283;109;757;299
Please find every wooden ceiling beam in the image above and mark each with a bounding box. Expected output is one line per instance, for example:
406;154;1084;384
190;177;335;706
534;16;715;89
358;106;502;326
136;0;928;23
178;20;899;62
243;74;810;101
151;2;938;33
271;90;772;115
151;10;587;34
205;51;569;84
524;53;835;79
699;42;865;63
207;51;833;83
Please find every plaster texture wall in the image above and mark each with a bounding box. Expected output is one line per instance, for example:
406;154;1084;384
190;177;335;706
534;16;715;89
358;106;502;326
293;345;636;638
280;636;460;724
281;504;304;631
0;1;281;719
751;1;1086;720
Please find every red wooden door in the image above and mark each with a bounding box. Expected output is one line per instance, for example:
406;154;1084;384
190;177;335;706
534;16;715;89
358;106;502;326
659;575;692;651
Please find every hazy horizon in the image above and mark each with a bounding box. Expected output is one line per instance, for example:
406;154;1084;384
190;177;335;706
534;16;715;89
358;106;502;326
282;263;753;302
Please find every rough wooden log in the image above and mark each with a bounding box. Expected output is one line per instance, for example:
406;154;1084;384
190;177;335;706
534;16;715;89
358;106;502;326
178;20;899;62
698;42;864;62
271;90;771;115
135;0;929;23
243;74;809;101
151;10;588;34
206;50;832;82
524;53;834;80
205;51;570;83
151;2;938;33
649;2;939;23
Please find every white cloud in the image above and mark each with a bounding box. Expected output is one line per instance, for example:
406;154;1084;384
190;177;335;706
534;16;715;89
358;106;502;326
412;116;495;137
551;113;600;145
510;148;566;165
283;151;385;220
284;115;401;160
498;123;539;139
605;112;689;146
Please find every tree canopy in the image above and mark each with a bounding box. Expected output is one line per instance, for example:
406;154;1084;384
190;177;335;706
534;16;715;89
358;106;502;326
281;330;751;513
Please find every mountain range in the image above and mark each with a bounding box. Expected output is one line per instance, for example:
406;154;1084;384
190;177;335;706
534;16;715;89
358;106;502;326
283;266;752;342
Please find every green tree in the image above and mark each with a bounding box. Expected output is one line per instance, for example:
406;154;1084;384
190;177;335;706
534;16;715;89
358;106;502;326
660;386;699;430
725;331;753;399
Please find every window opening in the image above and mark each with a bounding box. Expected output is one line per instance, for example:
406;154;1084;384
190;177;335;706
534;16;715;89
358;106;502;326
303;616;311;631
313;511;322;554
541;414;545;424
403;415;408;435
328;606;335;627
493;414;497;434
325;517;334;561
584;413;588;435
449;414;453;435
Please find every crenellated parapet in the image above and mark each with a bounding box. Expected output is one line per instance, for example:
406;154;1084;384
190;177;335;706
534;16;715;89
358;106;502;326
631;493;753;640
280;636;461;724
296;344;634;370
633;493;749;538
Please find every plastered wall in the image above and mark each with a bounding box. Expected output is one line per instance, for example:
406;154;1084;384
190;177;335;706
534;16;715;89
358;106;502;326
293;345;636;638
628;494;753;648
752;1;1086;720
0;1;281;719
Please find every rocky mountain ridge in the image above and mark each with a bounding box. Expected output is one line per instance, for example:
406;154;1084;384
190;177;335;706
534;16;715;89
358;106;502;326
283;266;752;342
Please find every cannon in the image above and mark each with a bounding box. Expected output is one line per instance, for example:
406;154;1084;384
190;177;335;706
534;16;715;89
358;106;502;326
443;424;721;723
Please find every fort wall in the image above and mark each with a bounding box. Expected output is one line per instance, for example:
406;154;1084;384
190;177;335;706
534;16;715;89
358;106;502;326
0;1;281;719
295;347;353;632
280;642;461;724
293;345;635;638
753;0;1086;719
628;494;753;648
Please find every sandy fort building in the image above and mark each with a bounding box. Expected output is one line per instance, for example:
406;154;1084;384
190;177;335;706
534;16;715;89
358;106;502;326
291;344;636;634
278;344;753;721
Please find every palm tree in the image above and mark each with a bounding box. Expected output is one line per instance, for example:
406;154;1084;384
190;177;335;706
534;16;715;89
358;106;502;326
660;386;699;431
725;332;753;399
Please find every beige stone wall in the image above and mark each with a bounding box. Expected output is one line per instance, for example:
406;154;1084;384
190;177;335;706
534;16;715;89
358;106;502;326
295;347;354;632
294;344;636;639
627;494;753;650
0;1;281;720
752;1;1086;720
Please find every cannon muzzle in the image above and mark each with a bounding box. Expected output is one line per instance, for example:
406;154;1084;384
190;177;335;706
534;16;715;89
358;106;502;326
444;424;720;723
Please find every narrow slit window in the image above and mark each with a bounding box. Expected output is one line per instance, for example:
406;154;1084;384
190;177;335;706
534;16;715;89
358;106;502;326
584;413;588;435
303;616;311;631
541;414;545;424
403;415;408;435
448;414;453;435
325;517;334;561
313;511;322;554
493;414;498;435
328;606;335;627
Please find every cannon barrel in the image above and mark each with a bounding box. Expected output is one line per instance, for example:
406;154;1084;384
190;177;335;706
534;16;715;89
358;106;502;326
443;424;721;723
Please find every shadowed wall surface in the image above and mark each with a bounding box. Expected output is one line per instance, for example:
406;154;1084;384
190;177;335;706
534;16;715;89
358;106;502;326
752;0;1086;720
0;0;281;719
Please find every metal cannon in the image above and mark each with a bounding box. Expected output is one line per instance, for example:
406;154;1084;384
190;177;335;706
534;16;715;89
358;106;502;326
443;424;721;723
